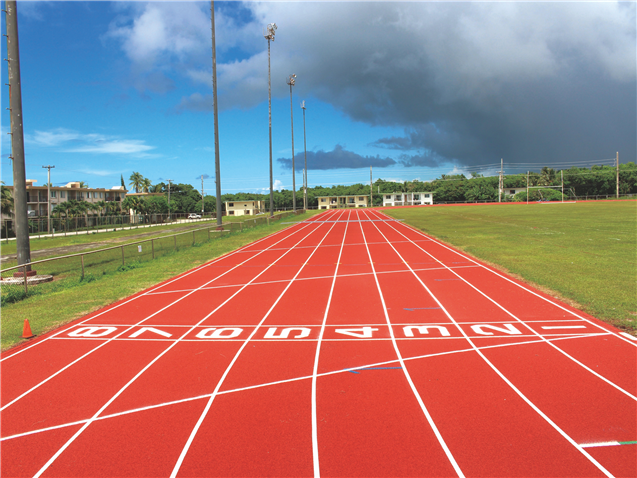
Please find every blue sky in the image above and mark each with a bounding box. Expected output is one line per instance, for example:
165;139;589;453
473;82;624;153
2;1;635;195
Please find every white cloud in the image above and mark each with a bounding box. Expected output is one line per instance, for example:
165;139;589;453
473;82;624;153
27;128;156;158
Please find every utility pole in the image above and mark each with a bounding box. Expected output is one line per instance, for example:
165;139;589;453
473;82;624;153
616;151;619;199
5;1;32;273
167;179;173;221
370;166;373;207
42;165;54;233
201;174;204;216
264;23;277;218
211;1;222;228
498;158;503;203
287;74;296;212
301;100;307;210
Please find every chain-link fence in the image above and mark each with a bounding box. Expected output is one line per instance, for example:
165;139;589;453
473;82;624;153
0;210;305;306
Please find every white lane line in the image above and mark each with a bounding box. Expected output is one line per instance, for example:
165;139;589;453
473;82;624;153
32;213;336;478
169;209;347;478
2;221;318;413
2;333;600;444
579;441;621;448
369;209;637;402
362;209;615;478
378;210;637;348
541;326;587;330
620;332;637;341
0;219;312;362
358;209;465;477
311;209;352;478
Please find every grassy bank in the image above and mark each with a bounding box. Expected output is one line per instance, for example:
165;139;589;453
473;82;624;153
384;201;636;333
1;211;318;350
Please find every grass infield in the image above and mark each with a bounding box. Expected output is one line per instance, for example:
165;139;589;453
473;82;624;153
384;200;636;334
0;211;319;350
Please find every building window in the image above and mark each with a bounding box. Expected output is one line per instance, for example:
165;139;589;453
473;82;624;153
99;192;103;198
321;198;326;202
395;195;401;200
414;195;420;200
50;190;56;198
385;195;391;199
229;203;234;207
425;194;430;198
510;190;515;195
358;197;364;201
229;210;234;215
60;191;66;198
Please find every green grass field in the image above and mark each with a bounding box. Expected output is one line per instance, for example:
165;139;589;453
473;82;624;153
0;211;319;350
384;201;636;333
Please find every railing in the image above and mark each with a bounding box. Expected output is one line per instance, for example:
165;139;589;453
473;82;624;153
0;209;305;304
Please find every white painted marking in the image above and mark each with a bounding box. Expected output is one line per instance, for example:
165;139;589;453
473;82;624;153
470;324;522;336
620;332;637;341
68;327;118;338
264;327;311;339
403;325;451;337
128;327;172;338
541;325;587;330
334;327;378;338
580;441;620;448
195;328;243;339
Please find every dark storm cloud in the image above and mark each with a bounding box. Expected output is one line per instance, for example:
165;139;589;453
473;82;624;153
116;2;636;169
277;145;396;171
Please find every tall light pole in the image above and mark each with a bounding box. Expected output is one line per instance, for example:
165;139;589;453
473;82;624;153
211;0;222;228
42;165;54;233
5;0;32;273
287;74;296;212
264;23;277;218
167;179;173;221
301;100;307;210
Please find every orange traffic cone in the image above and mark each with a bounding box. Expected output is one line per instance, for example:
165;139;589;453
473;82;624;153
22;319;35;339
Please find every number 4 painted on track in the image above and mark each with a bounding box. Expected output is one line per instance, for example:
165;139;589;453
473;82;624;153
335;327;378;338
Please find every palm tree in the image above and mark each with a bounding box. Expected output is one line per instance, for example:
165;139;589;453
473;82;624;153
1;182;14;217
141;178;152;193
94;200;106;217
79;181;89;188
129;172;144;193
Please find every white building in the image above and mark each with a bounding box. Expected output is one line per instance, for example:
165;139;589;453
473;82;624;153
225;200;265;216
317;195;369;209
382;192;433;206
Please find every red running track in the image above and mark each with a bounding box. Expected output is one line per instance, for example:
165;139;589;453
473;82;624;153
1;208;635;478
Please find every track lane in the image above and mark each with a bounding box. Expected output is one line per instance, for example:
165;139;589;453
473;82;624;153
360;208;617;477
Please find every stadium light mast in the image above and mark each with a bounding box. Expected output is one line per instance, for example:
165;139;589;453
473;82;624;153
287;74;296;212
211;0;223;228
5;0;32;273
301;100;307;210
264;22;277;218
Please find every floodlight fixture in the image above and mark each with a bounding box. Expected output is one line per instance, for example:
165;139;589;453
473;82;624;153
264;23;277;41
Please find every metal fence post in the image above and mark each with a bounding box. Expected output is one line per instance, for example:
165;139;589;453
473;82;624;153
23;265;28;294
121;246;125;266
193;230;196;245
81;254;85;280
240;221;243;232
174;235;177;250
152;239;155;259
207;228;210;241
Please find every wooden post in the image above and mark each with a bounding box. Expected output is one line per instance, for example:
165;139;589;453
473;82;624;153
616;151;619;199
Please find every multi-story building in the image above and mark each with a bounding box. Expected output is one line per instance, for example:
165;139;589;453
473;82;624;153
317;195;369;209
0;180;128;220
382;192;433;206
224;200;266;216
